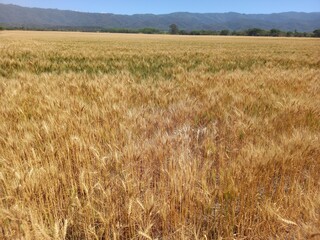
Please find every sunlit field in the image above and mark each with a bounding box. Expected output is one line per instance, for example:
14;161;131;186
0;31;319;239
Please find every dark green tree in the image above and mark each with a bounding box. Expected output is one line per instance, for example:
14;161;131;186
246;28;265;36
169;24;179;34
231;30;239;36
294;29;302;37
286;31;294;37
313;29;320;37
220;29;230;35
178;30;188;35
140;28;160;34
270;29;282;36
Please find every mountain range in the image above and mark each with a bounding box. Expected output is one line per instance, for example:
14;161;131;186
0;4;320;32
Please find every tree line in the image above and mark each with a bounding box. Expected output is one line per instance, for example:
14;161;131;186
1;24;320;37
169;24;320;37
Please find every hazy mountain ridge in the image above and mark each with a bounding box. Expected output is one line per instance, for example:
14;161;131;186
0;4;320;31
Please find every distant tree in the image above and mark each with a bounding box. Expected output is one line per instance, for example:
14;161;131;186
270;29;282;37
313;29;320;37
286;31;294;37
246;28;265;36
140;28;160;34
178;30;188;35
302;32;309;37
220;29;230;35
232;30;245;36
293;29;302;37
231;30;239;36
0;26;3;31
190;30;200;35
169;24;179;34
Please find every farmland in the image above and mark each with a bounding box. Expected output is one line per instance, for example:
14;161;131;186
0;31;319;239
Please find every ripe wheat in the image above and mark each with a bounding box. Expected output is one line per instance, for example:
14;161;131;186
0;31;319;239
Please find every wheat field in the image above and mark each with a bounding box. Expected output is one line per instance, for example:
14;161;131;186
0;31;319;239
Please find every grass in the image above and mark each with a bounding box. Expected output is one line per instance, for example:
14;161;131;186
0;31;319;239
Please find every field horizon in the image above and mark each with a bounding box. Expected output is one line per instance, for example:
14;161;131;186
0;31;319;239
1;3;320;33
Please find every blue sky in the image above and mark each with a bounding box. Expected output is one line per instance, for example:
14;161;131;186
0;0;319;14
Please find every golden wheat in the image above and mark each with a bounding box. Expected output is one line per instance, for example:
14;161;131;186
0;31;319;239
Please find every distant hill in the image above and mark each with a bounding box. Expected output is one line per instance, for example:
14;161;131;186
0;4;320;32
